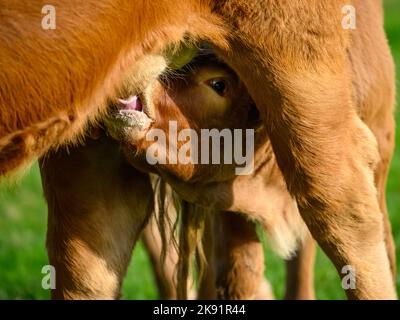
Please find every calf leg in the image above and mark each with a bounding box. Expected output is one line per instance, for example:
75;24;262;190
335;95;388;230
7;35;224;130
284;234;316;300
141;215;179;300
197;212;217;300
40;136;153;299
213;212;266;300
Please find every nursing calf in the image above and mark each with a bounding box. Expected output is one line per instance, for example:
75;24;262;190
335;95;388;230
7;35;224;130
105;53;314;299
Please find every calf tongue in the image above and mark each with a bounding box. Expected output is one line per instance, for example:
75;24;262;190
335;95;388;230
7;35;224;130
117;95;143;111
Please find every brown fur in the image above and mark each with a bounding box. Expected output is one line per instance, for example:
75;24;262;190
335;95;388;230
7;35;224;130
108;0;397;299
207;211;272;300
284;235;316;300
192;1;396;299
141;193;306;300
140;210;181;300
4;0;396;299
40;135;154;299
140;192;277;300
109;58;311;299
212;1;396;300
0;0;226;177
40;58;306;300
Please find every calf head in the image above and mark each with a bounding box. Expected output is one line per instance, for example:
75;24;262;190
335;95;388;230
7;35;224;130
105;52;305;259
106;53;264;183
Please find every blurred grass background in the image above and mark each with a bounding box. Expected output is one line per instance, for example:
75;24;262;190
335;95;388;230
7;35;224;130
0;1;399;300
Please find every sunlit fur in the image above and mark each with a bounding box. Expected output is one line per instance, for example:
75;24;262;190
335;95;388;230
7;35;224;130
0;0;226;177
17;0;398;300
111;0;397;300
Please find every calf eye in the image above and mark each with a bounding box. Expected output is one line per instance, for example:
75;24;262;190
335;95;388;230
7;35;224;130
208;79;227;96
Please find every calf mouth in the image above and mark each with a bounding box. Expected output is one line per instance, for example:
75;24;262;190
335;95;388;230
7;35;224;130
105;90;156;142
112;94;154;128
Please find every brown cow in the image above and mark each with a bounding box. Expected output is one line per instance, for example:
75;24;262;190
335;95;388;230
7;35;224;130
1;0;396;299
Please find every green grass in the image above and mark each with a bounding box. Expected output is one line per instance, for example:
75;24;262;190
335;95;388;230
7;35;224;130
0;1;399;300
